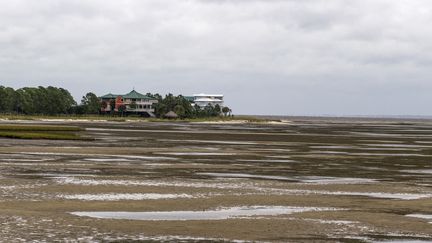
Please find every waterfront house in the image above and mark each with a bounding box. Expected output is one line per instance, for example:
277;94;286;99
185;94;224;108
100;90;158;117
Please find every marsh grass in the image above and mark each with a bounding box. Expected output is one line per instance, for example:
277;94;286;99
0;125;89;140
0;114;128;122
0;124;82;131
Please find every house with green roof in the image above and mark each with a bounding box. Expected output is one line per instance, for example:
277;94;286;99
100;90;158;117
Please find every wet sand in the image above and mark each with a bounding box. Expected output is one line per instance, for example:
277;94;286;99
0;118;432;242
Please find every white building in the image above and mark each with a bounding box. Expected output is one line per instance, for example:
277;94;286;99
186;94;224;108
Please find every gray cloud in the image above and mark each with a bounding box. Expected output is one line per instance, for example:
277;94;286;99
0;0;431;115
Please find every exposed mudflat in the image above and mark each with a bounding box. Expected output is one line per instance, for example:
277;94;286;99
1;118;432;242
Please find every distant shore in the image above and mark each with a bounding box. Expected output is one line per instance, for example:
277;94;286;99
255;115;432;123
2;114;432;125
0;114;289;124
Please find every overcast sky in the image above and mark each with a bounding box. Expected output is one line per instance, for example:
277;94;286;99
0;0;431;116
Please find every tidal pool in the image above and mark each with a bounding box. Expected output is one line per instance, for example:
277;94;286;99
155;152;237;156
406;214;432;223
400;169;432;175
299;176;377;184
71;206;338;221
59;193;196;201
196;172;297;181
312;191;432;200
197;173;377;184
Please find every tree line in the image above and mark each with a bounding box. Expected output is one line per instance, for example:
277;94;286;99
0;86;231;118
0;86;76;115
150;93;231;119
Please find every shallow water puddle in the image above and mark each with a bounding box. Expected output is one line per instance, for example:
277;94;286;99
59;193;195;201
197;172;297;181
158;139;259;145
406;214;432;223
19;152;177;161
155;152;237;156
303;218;359;226
359;147;422;151
310;151;350;155
236;159;296;163
315;191;432;200
377;241;432;243
70;206;337;221
310;145;357;149
362;143;431;148
266;155;292;159
84;158;133;162
299;176;377;184
197;173;376;184
354;152;428;157
0;158;51;162
400;169;432;175
259;188;432;200
19;173;97;178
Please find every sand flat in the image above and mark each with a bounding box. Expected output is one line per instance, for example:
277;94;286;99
1;118;432;242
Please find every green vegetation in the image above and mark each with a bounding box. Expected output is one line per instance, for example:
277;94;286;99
0;86;235;120
0;124;88;140
0;124;81;131
0;86;102;116
0;86;75;115
0;114;130;121
151;93;231;119
0;131;83;140
79;92;101;114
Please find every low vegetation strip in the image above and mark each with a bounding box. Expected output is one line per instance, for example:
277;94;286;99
0;125;88;140
0;124;82;131
0;131;85;140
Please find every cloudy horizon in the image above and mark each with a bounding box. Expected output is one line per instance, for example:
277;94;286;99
1;0;431;116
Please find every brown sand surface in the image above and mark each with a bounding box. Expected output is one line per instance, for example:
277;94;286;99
0;119;432;242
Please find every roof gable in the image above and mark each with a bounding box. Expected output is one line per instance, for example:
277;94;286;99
100;93;118;99
100;90;155;100
122;90;152;99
